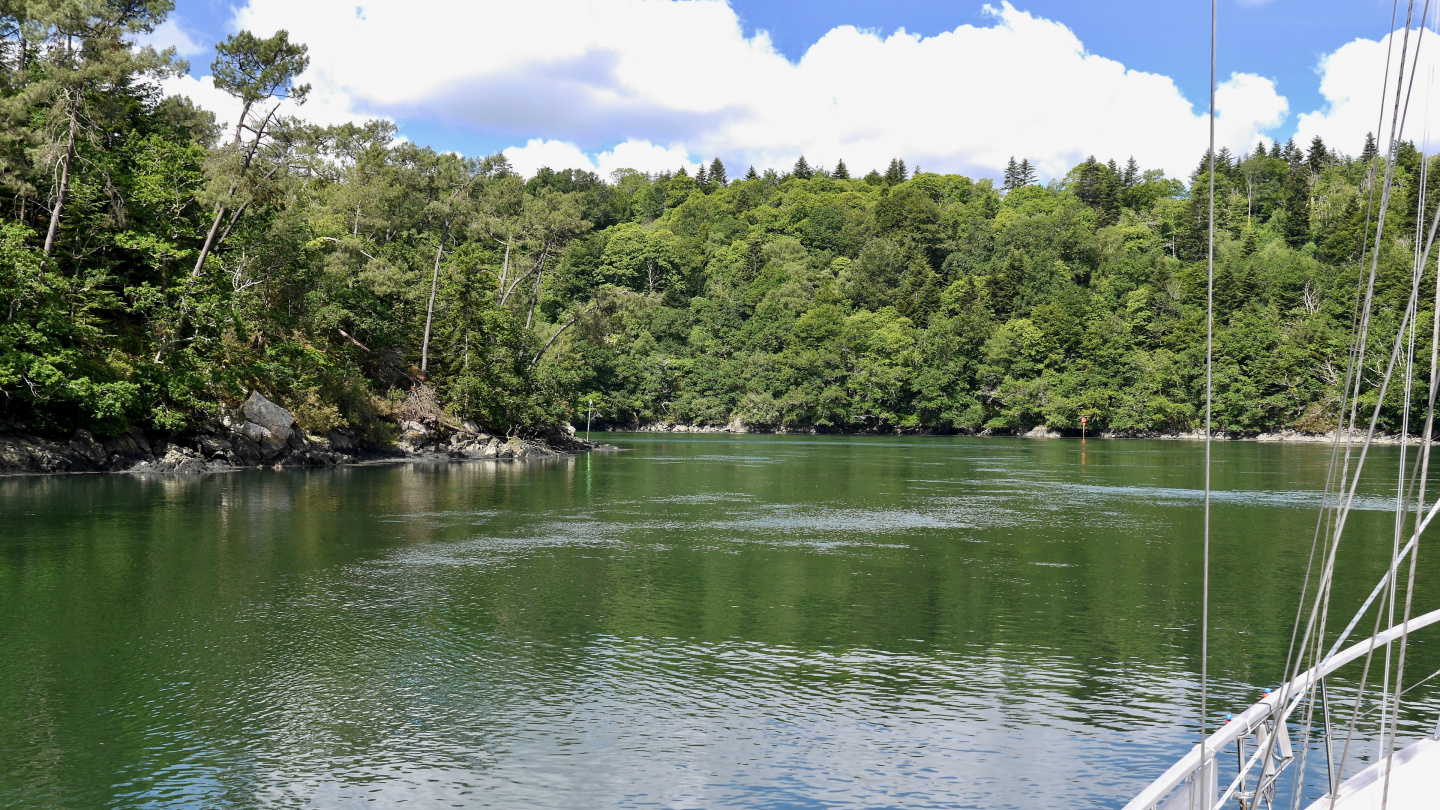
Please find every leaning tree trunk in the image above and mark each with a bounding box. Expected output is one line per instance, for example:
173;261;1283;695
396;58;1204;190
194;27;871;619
420;226;449;376
42;97;78;257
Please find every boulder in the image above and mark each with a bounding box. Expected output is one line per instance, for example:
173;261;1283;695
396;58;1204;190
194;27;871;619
325;430;357;451
69;429;106;466
233;420;271;445
231;434;263;466
197;434;231;459
399;420;429;451
241;390;296;443
149;447;209;474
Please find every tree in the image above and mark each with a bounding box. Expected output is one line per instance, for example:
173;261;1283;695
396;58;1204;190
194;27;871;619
1017;159;1036;187
1361;132;1379;161
1003;157;1019;190
792;155;813;179
832;159;849;180
16;1;180;257
188;29;309;278
709;157;727;187
884;158;908;185
744;165;758;180
155;28;309;362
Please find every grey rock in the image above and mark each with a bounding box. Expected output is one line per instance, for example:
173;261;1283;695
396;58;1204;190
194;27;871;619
326;430;356;451
149;447;209;474
258;432;287;461
197;435;231;459
234;421;271;445
241;390;296;443
128;425;152;454
69;429;106;466
231;435;263;466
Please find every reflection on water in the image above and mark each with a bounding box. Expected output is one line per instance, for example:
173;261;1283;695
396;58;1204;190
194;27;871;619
1;436;1438;809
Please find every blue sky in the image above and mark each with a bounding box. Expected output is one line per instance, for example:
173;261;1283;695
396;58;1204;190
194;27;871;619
155;0;1428;180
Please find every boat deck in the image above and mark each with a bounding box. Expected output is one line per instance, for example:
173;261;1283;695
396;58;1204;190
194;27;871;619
1302;737;1440;809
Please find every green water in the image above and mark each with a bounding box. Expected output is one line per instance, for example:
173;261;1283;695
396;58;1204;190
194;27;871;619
2;435;1438;808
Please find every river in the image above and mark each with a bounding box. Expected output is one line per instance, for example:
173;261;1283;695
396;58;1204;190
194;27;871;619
2;434;1438;808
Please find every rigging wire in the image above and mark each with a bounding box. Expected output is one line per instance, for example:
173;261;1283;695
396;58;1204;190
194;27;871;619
1201;0;1215;804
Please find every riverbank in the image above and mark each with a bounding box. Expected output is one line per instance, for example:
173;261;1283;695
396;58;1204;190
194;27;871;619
0;391;601;476
628;421;1422;445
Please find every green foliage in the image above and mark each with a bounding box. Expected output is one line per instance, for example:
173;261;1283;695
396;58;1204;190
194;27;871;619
0;6;1427;439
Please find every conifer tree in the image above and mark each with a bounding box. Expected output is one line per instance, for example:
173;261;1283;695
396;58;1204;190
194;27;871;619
709;157;727;186
792;155;813;179
744;165;758;180
1003;156;1019;190
1307;136;1329;173
1361;132;1379;161
863;169;883;185
1122;157;1139;188
832;158;849;179
696;163;708;188
1017;158;1035;186
884;158;908;185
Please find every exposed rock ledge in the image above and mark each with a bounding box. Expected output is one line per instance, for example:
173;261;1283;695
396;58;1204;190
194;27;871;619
0;390;599;476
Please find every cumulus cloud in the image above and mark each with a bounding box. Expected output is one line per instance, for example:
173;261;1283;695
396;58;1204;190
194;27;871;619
504;139;698;178
1296;28;1440;156
141;17;208;58
178;0;1290;180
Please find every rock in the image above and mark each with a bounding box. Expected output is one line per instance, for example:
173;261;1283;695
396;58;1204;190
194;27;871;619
326;430;356;451
233;420;271;445
69;429;106;466
128;425;152;454
241;390;296;443
148;447;209;474
197;435;231;459
399;420;429;451
231;435;263;466
258;432;287;461
462;419;481;433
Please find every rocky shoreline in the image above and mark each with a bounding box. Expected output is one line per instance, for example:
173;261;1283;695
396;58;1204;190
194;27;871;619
631;421;1421;444
0;391;601;476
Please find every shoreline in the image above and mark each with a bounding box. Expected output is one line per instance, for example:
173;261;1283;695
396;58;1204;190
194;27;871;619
0;390;603;478
620;422;1421;445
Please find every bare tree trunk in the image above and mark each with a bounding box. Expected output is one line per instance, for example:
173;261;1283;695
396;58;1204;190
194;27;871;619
43;97;77;257
420;228;448;375
525;246;549;330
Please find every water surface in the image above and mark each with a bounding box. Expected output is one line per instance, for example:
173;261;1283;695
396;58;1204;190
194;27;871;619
3;435;1438;808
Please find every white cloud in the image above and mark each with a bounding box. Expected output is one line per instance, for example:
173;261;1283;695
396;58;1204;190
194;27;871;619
142;17;207;58
1296;28;1440;156
504;138;699;178
176;0;1292;180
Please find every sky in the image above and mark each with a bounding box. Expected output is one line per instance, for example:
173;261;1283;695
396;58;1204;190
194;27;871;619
151;0;1439;183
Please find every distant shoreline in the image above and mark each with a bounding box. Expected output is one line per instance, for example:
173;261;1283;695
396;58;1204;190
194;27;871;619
615;423;1422;445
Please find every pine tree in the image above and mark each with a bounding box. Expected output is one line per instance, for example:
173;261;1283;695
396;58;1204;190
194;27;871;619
1361;132;1379;161
1018;159;1036;186
696;163;708;188
744;165;758;181
1003;156;1019;190
1122;157;1139;188
676;165;689;177
709;157;727;186
832;158;850;179
1307;136;1329;173
884;158;908;185
863;169;883;185
793;155;813;179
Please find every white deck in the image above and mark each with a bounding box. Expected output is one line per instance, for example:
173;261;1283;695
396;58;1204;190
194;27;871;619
1302;737;1440;810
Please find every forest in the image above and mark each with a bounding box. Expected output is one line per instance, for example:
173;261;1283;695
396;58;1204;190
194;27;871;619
2;4;1435;441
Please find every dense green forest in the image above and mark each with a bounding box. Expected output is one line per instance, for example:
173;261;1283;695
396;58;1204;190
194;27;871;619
2;5;1434;440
